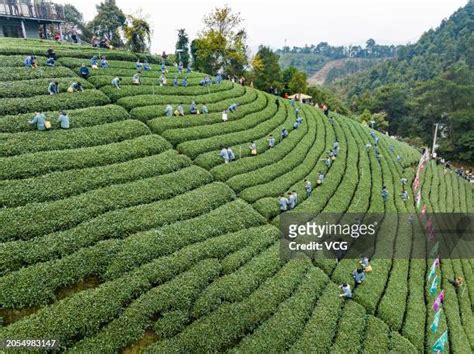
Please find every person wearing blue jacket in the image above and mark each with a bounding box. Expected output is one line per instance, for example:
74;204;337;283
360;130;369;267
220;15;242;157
58;111;70;129
46;57;55;66
190;101;197;114
182;77;188;87
381;186;389;203
100;56;109;69
143;61;151;71
29;112;47;131
111;77;122;89
165;104;173;117
318;171;325;185
220;146;229;163
401;190;409;202
353;268;366;288
339;283;352;298
304;179;312;197
279;193;289;212
227;147;235;161
24;55;37;68
268;135;275;148
289;191;297;209
281;128;289;139
48;81;59;95
79;64;90;79
228;103;238;112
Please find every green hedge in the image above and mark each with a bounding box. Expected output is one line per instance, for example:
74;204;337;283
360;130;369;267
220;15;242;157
194;101;297;170
153;311;189;339
85;67;203;79
70;225;275;352
317;118;356;213
0;256;220;349
361;316;390;353
192;244;281;318
0;182;236;276
0;165;214;243
139;89;257;123
0;77;93;98
148;258;311;353
0;55;46;67
0;66;75;81
0;120;149;157
0;46;139;61
0;150;190;207
87;75;205;88
0;89;110;115
247;109;329;212
209;103;297;181
101;80;234;101
331;301;367;353
220;228;279;274
104;199;266;279
231;266;329;352
389;331;418;353
288;284;344;352
0;104;130;133
118;84;245;110
229;107;317;196
162;95;274;145
177;99;286;160
0;135;169;180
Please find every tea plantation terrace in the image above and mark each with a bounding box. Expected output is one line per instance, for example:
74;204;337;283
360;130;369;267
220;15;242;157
0;37;472;353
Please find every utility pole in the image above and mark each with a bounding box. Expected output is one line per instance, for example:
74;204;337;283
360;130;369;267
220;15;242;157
432;123;439;158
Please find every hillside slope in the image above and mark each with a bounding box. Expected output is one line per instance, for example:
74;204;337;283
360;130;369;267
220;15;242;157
308;58;384;86
0;37;472;353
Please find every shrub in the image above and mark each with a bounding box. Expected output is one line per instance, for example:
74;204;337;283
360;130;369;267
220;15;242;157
104;199;267;279
0;77;93;98
0;104;130;133
118;84;245;110
137;88;256;122
0;151;191;207
0;135;169;180
0;166;214;243
148;258;312;353
231;267;329;352
0;120;149;157
102;80;233;101
162;96;274;145
0;66;74;81
0;89;110;115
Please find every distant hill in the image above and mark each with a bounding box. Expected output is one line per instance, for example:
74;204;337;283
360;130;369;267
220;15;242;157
277;40;397;80
308;58;384;86
333;0;474;96
332;0;474;163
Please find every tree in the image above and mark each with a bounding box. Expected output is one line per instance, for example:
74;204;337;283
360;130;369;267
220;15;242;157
281;66;307;94
63;4;88;37
86;0;126;47
358;109;389;132
251;46;281;91
193;5;248;76
123;15;151;53
175;29;191;67
288;71;308;93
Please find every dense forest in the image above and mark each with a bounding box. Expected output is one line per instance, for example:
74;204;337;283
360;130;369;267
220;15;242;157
332;0;474;163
